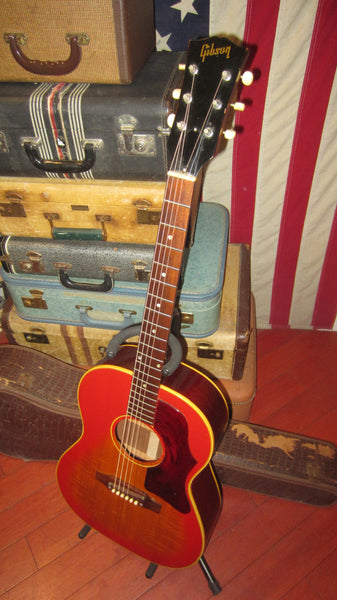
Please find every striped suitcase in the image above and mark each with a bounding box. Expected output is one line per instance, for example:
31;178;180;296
0;51;182;181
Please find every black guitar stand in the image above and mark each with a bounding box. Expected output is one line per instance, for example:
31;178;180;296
78;524;221;595
146;557;222;595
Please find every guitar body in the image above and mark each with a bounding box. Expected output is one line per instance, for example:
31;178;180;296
57;345;228;568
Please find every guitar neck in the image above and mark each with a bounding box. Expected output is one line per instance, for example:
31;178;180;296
127;171;197;424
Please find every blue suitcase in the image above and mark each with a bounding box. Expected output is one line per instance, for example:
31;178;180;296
1;202;229;338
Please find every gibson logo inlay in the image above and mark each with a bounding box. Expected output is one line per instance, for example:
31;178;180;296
200;43;231;62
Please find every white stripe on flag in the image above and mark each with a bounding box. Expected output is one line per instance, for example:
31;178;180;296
250;0;319;328
289;70;337;328
204;0;248;211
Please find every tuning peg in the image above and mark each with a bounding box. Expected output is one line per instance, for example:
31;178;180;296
231;101;245;112
223;129;236;140
172;88;181;99
167;113;176;128
241;71;254;86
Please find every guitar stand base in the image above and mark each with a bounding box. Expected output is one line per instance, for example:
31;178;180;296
146;556;222;596
78;525;222;595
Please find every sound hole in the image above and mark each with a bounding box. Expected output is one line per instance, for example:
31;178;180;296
116;418;163;462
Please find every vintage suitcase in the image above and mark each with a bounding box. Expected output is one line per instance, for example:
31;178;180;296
1;236;156;283
1;202;229;337
0;0;155;84
0;51;183;181
0;178;170;243
181;244;251;380
0;290;254;421
0;252;254;410
0;345;336;507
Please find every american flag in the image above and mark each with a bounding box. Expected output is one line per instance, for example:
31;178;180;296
154;0;337;331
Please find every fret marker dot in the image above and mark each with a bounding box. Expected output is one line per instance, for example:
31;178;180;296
168;235;173;240
161;272;166;278
156;303;161;308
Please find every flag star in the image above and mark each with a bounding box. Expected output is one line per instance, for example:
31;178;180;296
156;30;172;51
171;0;198;23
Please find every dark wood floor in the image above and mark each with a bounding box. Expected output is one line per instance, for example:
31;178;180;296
1;328;337;599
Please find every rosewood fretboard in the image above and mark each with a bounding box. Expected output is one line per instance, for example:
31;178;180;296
126;172;197;425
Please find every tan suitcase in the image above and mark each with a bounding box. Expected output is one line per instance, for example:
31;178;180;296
0;177;166;243
0;0;155;84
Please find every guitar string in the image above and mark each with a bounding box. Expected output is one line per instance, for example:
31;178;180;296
120;77;197;483
112;110;191;496
114;70;225;498
112;68;225;497
113;137;188;497
112;68;225;498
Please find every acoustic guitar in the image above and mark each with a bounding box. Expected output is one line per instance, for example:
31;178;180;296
57;36;249;569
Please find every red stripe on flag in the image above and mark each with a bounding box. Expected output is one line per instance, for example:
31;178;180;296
270;0;337;327
230;0;280;244
311;206;337;329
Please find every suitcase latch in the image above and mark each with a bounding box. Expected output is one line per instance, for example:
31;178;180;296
0;132;9;153
20;251;45;274
24;328;49;344
117;114;156;157
136;206;161;225
132;260;151;282
197;342;224;360
22;289;47;309
0;193;26;217
180;312;194;325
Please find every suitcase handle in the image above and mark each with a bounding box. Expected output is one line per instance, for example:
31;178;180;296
24;141;96;173
4;33;87;76
59;269;113;292
76;305;137;330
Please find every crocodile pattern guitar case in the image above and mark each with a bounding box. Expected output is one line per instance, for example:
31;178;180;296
0;344;335;506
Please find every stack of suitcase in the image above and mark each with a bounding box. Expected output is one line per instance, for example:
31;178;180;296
0;2;255;447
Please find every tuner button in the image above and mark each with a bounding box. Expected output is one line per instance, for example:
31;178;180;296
167;113;175;128
178;63;186;71
172;88;181;99
241;71;254;86
224;129;236;140
231;102;245;112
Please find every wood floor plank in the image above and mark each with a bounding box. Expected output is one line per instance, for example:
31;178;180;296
278;577;322;600
217;503;337;600
4;532;127;600
0;539;36;596
27;507;93;569
307;547;337;600
0;461;55;512
66;551;172;600
0;482;66;553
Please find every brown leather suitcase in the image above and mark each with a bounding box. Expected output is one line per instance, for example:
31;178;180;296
0;344;335;506
0;0;155;84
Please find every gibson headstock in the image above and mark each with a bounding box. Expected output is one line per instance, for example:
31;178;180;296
167;36;249;176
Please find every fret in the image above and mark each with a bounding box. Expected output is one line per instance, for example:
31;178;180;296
126;173;196;426
149;277;177;289
163;198;191;209
160;221;186;232
156;241;184;253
